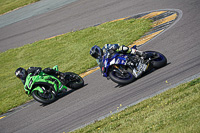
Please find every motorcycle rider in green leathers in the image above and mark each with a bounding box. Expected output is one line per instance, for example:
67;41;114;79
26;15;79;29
15;67;66;85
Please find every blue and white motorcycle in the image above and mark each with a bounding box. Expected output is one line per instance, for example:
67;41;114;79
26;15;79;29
99;46;167;85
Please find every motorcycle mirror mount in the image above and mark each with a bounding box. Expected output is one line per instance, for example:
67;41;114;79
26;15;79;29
132;45;137;50
53;65;58;71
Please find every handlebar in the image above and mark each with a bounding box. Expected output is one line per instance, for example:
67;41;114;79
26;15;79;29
33;68;41;76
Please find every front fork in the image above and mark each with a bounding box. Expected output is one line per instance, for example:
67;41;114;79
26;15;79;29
113;65;127;75
41;85;57;96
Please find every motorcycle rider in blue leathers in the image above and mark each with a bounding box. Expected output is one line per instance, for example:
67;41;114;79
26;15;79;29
90;44;147;75
90;44;145;64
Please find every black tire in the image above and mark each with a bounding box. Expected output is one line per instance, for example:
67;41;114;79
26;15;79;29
65;72;84;90
32;87;56;104
145;51;167;68
109;69;135;85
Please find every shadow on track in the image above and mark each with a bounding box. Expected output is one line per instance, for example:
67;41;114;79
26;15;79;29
40;83;88;107
114;63;171;88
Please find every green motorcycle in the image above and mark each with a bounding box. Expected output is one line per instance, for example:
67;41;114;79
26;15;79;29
24;65;84;104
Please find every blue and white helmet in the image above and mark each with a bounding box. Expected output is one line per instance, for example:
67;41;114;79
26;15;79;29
90;45;103;59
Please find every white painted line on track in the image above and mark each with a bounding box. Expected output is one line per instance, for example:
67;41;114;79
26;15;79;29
71;72;200;132
0;0;79;28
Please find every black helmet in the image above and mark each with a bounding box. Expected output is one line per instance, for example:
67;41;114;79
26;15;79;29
90;45;103;59
15;67;27;80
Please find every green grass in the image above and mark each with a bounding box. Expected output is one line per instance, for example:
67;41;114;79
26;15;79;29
0;18;152;114
71;78;200;133
0;0;40;15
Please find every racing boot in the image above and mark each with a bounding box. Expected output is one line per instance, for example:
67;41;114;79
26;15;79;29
127;56;139;69
56;71;66;85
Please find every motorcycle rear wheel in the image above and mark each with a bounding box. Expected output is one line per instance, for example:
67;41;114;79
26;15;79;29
145;51;167;68
65;72;84;90
32;88;56;104
109;68;135;85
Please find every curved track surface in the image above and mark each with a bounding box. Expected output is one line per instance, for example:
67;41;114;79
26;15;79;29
1;0;200;133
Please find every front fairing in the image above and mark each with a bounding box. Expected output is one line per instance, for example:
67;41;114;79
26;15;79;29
101;53;128;77
24;72;67;95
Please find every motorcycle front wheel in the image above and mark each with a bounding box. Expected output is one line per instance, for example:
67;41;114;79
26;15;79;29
32;87;56;104
109;68;135;85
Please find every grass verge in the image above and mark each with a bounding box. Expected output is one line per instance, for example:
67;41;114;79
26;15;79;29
0;0;40;15
0;18;152;114
71;78;200;133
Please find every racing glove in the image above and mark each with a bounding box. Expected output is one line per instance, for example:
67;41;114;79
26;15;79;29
131;49;144;56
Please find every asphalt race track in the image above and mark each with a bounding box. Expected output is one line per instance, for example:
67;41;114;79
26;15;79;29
1;0;200;133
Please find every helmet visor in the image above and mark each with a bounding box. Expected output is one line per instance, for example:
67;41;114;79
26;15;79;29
16;70;26;80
